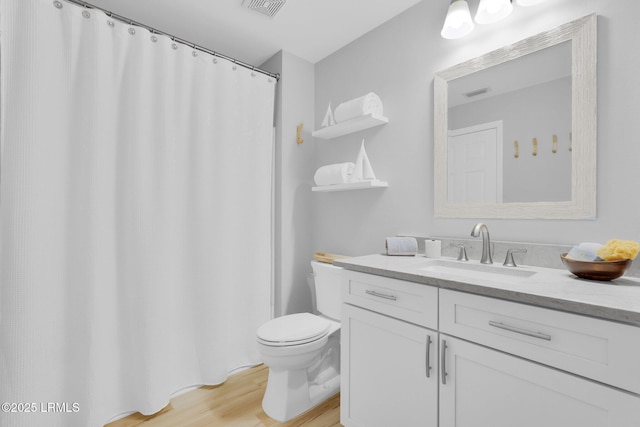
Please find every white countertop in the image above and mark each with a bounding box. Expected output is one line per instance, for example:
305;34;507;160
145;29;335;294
334;254;640;326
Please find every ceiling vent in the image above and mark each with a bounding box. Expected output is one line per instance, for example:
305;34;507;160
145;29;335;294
244;0;287;18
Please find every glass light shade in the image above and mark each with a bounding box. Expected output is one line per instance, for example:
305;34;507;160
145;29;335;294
475;0;513;24
441;0;475;39
516;0;548;6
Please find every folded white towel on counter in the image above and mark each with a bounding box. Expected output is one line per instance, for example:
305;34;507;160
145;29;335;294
334;92;384;123
578;242;604;253
566;242;605;261
314;162;355;186
385;237;418;256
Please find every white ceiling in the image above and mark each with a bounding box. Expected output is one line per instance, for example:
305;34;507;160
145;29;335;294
86;0;424;66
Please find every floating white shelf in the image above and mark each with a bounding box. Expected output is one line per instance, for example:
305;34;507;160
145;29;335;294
312;114;389;140
312;180;388;192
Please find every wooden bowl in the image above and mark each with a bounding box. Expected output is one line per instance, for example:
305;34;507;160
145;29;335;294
560;253;632;281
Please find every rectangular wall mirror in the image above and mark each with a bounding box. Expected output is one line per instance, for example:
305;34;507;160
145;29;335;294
434;14;597;219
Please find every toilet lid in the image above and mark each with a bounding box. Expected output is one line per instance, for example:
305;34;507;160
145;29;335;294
257;313;330;346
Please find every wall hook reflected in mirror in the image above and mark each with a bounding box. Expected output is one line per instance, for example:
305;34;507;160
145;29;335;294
552;134;558;153
514;140;519;158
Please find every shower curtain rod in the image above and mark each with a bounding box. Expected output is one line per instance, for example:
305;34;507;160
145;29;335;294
63;0;281;81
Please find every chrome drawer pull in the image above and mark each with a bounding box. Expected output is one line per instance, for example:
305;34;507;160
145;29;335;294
488;321;551;341
441;339;448;385
426;335;432;378
365;290;397;301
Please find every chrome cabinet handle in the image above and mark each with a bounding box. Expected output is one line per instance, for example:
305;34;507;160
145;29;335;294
488;321;551;341
426;335;432;378
365;290;397;301
441;339;448;385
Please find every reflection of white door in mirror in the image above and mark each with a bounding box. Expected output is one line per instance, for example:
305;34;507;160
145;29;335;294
448;121;503;204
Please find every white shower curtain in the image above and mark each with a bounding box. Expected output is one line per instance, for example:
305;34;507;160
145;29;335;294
0;1;275;426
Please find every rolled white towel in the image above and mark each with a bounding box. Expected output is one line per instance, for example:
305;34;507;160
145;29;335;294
385;237;418;256
314;162;355;186
334;92;383;123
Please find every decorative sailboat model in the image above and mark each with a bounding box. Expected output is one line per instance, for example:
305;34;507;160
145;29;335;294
350;140;376;182
321;103;336;128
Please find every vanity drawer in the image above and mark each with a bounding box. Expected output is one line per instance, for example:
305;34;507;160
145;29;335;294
440;289;640;394
343;271;437;329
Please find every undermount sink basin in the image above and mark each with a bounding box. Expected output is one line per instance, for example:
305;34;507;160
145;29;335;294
417;259;537;283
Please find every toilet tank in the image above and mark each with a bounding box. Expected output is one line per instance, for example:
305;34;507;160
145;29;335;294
311;260;344;321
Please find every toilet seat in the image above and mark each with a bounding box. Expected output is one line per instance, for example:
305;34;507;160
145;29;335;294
257;313;331;347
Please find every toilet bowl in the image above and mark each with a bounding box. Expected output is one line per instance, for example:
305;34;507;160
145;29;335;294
257;260;343;422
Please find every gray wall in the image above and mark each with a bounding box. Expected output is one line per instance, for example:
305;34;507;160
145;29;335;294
261;51;315;317
313;0;640;262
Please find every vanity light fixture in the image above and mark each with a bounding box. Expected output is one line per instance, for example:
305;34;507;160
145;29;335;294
441;0;475;40
441;0;547;39
475;0;513;25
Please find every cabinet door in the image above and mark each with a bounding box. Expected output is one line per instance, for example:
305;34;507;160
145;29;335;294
341;304;437;427
439;335;640;427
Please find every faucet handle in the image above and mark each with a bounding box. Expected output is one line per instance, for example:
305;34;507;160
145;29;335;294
503;248;527;267
457;245;469;262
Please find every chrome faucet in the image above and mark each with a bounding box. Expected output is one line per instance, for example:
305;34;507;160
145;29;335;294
470;223;493;264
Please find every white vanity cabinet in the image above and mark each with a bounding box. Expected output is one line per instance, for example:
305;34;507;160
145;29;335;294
439;335;640;427
340;270;640;427
341;271;438;427
439;289;640;427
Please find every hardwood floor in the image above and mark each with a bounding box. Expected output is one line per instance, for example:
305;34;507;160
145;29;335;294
105;364;342;427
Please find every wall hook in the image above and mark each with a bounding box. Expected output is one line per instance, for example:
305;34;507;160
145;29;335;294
532;137;538;156
296;123;304;144
552;134;558;153
514;140;519;158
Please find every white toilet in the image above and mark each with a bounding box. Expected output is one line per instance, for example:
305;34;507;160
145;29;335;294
256;260;343;422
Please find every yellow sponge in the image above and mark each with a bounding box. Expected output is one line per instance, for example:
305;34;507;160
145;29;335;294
597;239;640;261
